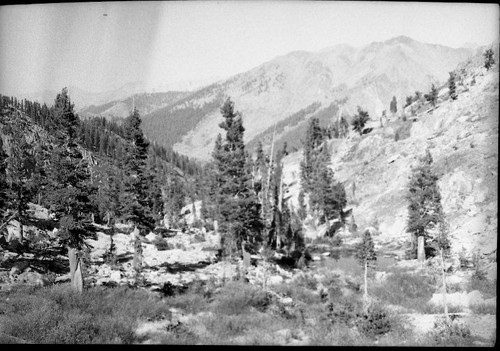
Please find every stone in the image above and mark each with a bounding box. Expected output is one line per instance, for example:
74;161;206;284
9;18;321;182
9;261;29;276
17;271;49;286
268;275;284;285
110;270;122;282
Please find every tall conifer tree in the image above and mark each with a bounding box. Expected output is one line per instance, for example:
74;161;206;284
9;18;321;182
120;108;154;274
43;88;96;293
406;149;445;260
213;98;262;257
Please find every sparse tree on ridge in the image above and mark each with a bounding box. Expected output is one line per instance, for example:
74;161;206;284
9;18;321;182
448;72;457;101
390;96;398;117
351;106;370;135
424;84;438;107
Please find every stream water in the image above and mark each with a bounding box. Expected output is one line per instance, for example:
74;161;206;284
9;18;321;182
310;248;399;276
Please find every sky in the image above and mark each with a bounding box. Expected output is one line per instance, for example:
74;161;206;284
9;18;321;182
0;1;498;95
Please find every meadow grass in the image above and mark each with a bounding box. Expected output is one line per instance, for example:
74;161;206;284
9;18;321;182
0;284;171;344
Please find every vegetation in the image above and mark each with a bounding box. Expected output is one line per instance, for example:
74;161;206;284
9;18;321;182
355;229;377;306
389;96;398;117
483;48;495;71
0;50;495;346
405;149;448;260
300;117;346;231
351;106;370;135
211;98;263;257
448;71;457;100
424;84;438;107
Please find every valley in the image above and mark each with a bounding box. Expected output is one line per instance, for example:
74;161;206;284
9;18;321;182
0;34;497;346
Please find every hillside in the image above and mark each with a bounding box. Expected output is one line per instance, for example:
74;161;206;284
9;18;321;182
78;91;192;120
282;60;498;264
139;36;473;161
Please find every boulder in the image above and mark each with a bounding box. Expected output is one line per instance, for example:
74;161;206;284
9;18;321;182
268;275;284;285
9;261;30;276
110;270;122;282
17;271;49;287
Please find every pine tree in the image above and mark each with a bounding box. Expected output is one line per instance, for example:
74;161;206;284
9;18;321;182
213;97;262;257
406;149;445;261
390;96;398;117
355;229;377;309
120;108;154;274
300;117;326;193
309;166;347;228
351;106;370;135
297;190;307;221
405;96;413;108
484;48;495;71
3;111;43;242
0;136;8;218
424;84;439;107
448;72;457;101
43;88;96;293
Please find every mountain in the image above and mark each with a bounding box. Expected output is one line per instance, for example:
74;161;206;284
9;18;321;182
140;36;474;161
78;91;192;120
21;83;147;110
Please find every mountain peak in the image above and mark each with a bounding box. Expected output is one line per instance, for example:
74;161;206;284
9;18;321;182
384;35;417;45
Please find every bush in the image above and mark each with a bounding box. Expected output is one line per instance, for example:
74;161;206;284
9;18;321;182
153;236;170;251
427;316;473;346
192;233;206;243
293;272;318;291
469;302;496;315
326;297;362;327
0;284;172;344
357;304;392;339
211;281;271;315
371;271;436;312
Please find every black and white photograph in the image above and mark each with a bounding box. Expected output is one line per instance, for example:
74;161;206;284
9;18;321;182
0;0;498;345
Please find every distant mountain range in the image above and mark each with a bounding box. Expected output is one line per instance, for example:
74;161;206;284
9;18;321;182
22;36;481;161
138;36;475;160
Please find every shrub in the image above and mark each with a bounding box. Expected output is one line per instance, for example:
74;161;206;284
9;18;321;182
357;304;392;339
371;271;436;312
326;297;361;327
192;233;206;243
469;302;496;315
211;281;271;315
153;236;170;251
0;284;172;344
427;316;473;346
293;272;318;291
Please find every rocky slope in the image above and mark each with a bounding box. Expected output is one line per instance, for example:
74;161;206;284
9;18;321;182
282;60;498;266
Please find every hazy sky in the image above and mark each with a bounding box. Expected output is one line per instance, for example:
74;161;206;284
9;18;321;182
0;1;498;95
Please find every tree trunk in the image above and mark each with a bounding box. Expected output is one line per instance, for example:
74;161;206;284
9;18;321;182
69;247;84;293
132;225;142;273
417;236;425;262
440;248;449;319
363;260;368;312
